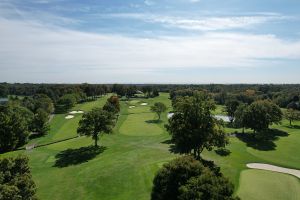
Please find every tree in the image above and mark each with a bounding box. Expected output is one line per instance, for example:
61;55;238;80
77;109;114;147
33;94;54;114
178;171;239;200
151;102;167;120
243;100;283;136
234;104;248;133
103;95;120;114
152;89;159;97
57;94;77;111
225;99;240;123
151;156;238;200
0;155;37;200
166;92;228;159
0;106;31;152
32;108;50;135
285;109;300;126
0;85;8;97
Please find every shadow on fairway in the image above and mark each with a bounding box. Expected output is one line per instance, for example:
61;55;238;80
54;146;106;168
236;129;289;151
161;139;185;154
161;139;173;144
283;125;300;129
215;148;231;156
145;119;162;124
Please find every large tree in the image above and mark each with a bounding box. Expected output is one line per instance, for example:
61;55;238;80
0;106;31;152
285;109;300;126
166;92;228;159
33;94;54;114
225;99;240;123
103;95;120;114
151;102;167;120
57;94;77;111
234;104;248;133
243;100;283;136
32;108;50;135
77;109;114;147
151;156;238;200
178;171;239;200
0;155;37;200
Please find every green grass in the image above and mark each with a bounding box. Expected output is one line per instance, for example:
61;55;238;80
237;169;300;200
73;96;109;112
1;93;300;200
119;113;163;136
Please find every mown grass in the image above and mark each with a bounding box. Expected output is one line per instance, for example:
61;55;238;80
237;169;300;200
1;93;300;200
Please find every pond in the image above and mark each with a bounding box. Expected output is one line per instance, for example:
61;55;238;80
0;98;8;104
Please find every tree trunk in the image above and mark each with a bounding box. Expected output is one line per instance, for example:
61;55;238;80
290;120;292;126
158;113;161;120
94;132;99;147
95;137;98;147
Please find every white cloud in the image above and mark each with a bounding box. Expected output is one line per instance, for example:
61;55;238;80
99;13;288;31
0;18;299;83
144;0;155;6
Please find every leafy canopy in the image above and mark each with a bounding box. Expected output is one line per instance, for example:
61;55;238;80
77;108;114;146
0;155;37;200
151;156;238;200
150;102;167;120
243;100;282;133
166;92;228;159
0;105;31;152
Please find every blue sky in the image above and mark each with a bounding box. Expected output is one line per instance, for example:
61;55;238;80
0;0;299;83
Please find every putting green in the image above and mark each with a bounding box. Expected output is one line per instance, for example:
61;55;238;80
119;113;163;136
237;169;300;200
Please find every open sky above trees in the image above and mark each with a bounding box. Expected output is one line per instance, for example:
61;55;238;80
0;0;300;83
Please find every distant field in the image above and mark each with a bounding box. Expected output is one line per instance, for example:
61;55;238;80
1;93;300;200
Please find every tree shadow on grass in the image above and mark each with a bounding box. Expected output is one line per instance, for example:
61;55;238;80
236;129;289;151
215;148;231;156
161;139;173;144
145;119;162;124
283;125;300;129
53;146;106;168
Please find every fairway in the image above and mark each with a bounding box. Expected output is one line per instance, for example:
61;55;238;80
237;169;300;200
119;113;163;136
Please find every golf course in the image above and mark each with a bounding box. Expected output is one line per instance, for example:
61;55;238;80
1;93;300;200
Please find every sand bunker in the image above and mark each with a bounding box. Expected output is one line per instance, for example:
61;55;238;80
167;113;174;118
69;110;84;114
141;103;148;106
214;115;231;122
129;106;136;109
247;163;300;179
65;115;74;119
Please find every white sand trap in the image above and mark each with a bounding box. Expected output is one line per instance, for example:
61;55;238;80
141;103;148;106
129;106;136;109
65;115;74;119
247;163;300;179
69;110;84;114
214;115;231;122
167;113;174;119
